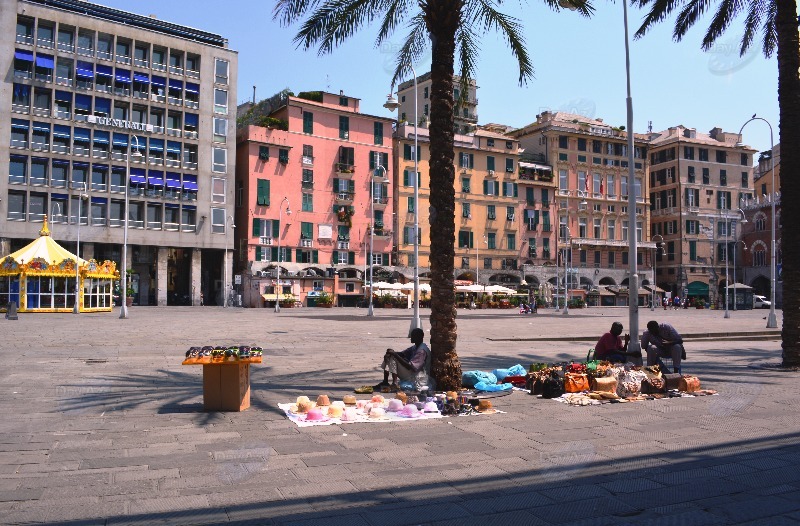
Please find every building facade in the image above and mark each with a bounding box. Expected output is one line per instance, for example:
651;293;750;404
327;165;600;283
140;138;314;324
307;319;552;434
742;143;782;305
1;0;237;306
396;73;478;135
647;126;755;304
234;91;394;307
511;112;655;304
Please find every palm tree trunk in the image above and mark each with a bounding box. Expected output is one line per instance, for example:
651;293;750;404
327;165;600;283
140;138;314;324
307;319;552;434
426;1;462;390
776;0;800;367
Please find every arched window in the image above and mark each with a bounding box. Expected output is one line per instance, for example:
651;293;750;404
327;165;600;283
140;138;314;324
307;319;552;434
754;212;767;231
753;247;767;267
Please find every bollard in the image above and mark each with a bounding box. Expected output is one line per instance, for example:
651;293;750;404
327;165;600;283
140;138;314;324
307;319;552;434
6;302;18;320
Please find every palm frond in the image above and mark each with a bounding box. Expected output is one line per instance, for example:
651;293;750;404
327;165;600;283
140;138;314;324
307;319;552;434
375;0;415;46
741;0;765;53
467;0;535;84
391;14;429;88
293;0;389;53
673;0;712;41
700;0;746;51
273;0;325;25
633;0;687;39
455;26;480;106
761;0;777;57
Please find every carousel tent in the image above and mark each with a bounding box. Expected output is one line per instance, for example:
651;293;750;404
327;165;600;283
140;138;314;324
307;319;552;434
0;219;118;312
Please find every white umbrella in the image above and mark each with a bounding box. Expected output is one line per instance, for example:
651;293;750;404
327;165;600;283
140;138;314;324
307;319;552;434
485;285;516;295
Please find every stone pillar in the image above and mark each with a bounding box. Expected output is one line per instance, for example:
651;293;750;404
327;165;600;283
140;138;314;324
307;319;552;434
191;248;202;306
0;238;10;258
157;247;169;306
82;243;95;261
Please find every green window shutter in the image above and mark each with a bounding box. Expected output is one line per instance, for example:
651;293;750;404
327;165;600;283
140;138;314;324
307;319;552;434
469;231;474;248
285;249;292;262
301;222;313;239
257;179;270;206
255;246;262;260
303;112;313;134
381;152;388;168
417;172;421;187
416;146;422;160
483;180;488;195
403;228;409;244
333;177;339;191
271;247;279;261
487;156;495;171
295;249;302;261
369;152;375;170
272;221;280;238
332;250;338;264
312;250;318;264
403;170;409;186
404;144;411;160
348;180;355;193
526;187;534;204
252;218;261;237
502;184;507;197
514;183;518;197
348;252;355;265
259;146;269;160
382;253;389;265
534;210;540;224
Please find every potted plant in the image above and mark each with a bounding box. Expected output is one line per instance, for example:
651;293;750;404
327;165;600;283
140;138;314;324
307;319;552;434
317;291;333;307
380;293;394;308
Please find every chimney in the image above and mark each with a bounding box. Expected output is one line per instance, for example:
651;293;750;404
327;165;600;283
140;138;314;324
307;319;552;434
709;127;723;140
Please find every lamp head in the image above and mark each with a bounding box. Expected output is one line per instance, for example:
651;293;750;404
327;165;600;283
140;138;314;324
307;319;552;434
286;207;292;215
383;94;400;112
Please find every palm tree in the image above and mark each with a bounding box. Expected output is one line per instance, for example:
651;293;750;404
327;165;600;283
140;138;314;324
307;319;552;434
633;0;799;367
274;0;594;388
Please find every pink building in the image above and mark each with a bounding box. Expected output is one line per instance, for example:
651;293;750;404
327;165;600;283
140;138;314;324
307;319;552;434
234;91;394;307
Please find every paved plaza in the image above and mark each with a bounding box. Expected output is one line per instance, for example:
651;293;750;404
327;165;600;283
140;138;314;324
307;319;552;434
0;305;799;525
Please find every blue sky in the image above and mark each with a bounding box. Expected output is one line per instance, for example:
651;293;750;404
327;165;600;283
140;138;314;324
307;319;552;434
99;0;779;153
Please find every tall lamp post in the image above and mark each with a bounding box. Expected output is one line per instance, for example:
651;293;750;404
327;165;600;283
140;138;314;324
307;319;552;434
223;215;235;307
562;225;571;316
723;211;731;319
384;65;421;335
120;135;141;319
651;234;664;311
737;116;777;328
275;197;290;313
71;184;87;314
368;157;389;317
622;0;641;353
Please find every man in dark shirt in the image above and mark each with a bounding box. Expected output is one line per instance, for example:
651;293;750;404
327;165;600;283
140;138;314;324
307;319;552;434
641;320;684;373
376;328;430;391
594;322;641;364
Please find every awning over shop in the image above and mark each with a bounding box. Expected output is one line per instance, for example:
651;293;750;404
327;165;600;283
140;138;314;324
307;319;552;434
133;72;149;83
76;61;94;78
261;294;296;301
14;49;34;62
129;168;146;185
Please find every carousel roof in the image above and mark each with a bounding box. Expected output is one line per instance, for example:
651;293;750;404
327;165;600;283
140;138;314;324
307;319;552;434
5;220;86;266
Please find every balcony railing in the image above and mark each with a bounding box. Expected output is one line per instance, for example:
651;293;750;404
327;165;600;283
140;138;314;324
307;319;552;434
96;50;112;61
11;103;29;114
169;65;183;76
16;34;33;45
116;56;132;65
37;37;54;48
184;130;198;140
152;62;167;72
133;58;149;68
186;69;200;78
302;155;314;166
300;239;313;248
77;46;94;57
372;196;390;206
185;100;199;109
335;163;355;175
337;241;350;250
166;128;182;138
335;192;355;203
183;161;198;170
58;42;75;53
259;237;274;246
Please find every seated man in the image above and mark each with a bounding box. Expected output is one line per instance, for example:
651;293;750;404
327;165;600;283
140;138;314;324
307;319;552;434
642;320;684;373
594;322;641;364
376;328;430;391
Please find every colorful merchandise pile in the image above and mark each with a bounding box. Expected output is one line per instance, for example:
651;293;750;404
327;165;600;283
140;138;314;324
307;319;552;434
525;362;716;406
279;392;502;427
182;345;263;365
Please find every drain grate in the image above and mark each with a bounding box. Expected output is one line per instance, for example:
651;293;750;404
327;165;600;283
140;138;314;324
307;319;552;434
84;358;108;365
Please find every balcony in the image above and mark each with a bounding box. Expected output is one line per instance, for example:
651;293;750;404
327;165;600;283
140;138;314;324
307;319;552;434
116;56;131;65
30;142;50;153
58;42;74;53
185;100;199;109
166;128;182;138
92;149;109;160
372;196;389;209
134;57;149;68
32;106;51;117
300;238;313;248
526;223;538;231
335;163;355;177
373;227;392;239
37;37;54;49
96;50;112;61
337;241;350;250
183;161;198;170
335;192;355;203
169;65;184;76
168;96;183;106
151;93;165;104
11;103;29;114
165;158;181;168
301;180;314;189
16;34;33;45
186;69;200;79
152;62;167;72
302;155;314;166
259;236;274;246
77;46;93;57
55;76;73;87
184;130;199;140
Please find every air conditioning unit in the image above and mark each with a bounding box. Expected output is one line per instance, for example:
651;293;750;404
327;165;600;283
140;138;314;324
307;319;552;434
488;170;495;176
343;132;349;139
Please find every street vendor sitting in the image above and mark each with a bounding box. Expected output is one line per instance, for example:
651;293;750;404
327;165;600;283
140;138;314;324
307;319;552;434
376;328;430;391
594;322;642;365
642;320;684;373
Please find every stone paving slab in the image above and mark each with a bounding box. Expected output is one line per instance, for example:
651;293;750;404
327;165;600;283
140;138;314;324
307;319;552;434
0;306;798;525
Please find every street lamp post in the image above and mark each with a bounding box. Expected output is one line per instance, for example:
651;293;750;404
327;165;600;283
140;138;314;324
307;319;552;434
562;226;571;316
622;0;641;353
651;234;664;311
732;209;748;311
367;175;375;316
120;136;141;319
69;186;87;314
223;215;235;307
275;197;290;313
383;65;421;335
737;116;777;328
724;213;730;319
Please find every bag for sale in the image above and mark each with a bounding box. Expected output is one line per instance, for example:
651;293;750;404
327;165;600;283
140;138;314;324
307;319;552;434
541;374;565;399
617;369;647;398
590;376;617;393
564;373;590;393
663;373;682;390
641;376;666;394
679;375;701;392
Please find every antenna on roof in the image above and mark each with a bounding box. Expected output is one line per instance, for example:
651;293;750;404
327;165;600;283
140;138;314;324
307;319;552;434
326;74;330;90
648;120;653;133
252;85;256;104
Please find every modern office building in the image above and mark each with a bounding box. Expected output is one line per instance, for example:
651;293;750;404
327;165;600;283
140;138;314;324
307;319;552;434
234;90;394;307
1;0;237;306
647;125;756;304
396;72;478;135
510;112;655;305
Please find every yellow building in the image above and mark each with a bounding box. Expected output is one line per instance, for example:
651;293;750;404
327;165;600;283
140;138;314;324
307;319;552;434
511;112;655;304
393;125;547;285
